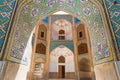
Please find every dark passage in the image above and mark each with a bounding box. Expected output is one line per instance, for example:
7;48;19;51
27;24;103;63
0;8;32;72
62;66;65;78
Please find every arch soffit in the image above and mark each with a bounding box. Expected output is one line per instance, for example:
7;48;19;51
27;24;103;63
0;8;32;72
76;23;85;29
10;0;107;40
14;0;106;29
50;45;73;56
11;0;108;42
52;19;72;34
50;44;74;53
6;0;113;64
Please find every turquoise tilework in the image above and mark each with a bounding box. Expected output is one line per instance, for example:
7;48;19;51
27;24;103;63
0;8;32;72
0;37;4;51
105;0;120;53
0;0;4;5
75;17;80;23
42;17;49;23
0;0;16;52
50;44;74;52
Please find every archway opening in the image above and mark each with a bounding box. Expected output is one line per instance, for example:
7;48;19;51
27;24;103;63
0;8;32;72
30;11;95;80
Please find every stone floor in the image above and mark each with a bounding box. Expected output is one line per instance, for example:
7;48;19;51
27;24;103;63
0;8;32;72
33;78;76;80
49;79;75;80
39;78;92;80
49;78;92;80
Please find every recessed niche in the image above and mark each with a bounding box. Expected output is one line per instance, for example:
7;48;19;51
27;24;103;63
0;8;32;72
78;43;88;54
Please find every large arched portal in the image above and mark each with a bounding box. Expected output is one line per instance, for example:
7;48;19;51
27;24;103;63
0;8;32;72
6;0;113;66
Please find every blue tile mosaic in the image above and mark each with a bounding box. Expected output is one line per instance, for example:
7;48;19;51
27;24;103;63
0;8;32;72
75;17;80;23
42;17;49;23
105;0;120;55
0;0;16;53
50;44;74;52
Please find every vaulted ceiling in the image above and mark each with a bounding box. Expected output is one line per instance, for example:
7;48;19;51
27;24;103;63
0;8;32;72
0;0;119;64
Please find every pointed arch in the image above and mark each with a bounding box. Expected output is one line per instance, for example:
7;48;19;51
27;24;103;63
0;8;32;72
77;24;86;41
38;24;47;41
79;58;91;72
58;56;65;63
49;45;75;74
59;30;65;34
50;45;73;56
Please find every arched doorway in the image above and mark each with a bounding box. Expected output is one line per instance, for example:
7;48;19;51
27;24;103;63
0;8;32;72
58;56;65;78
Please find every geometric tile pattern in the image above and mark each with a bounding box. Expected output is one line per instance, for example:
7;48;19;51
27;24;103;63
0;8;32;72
0;0;16;58
104;0;120;59
50;43;74;52
5;0;113;65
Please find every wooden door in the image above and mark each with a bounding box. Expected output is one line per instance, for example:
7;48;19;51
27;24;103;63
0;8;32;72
58;65;65;78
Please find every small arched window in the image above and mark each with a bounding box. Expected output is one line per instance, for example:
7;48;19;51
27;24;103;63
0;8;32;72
59;56;65;63
77;24;86;40
59;30;65;40
38;24;47;41
59;30;65;34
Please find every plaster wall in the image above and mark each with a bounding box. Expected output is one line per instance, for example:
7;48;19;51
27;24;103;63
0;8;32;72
49;46;75;72
0;62;30;80
3;62;19;80
94;61;118;80
15;64;29;80
51;19;73;40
